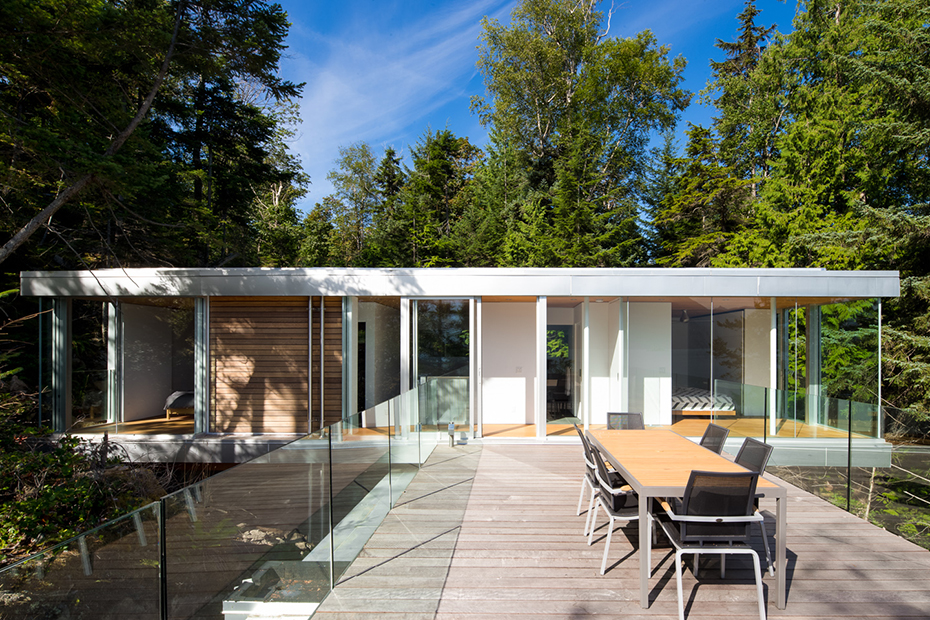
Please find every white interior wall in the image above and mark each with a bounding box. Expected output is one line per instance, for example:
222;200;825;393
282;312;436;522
628;302;672;425
743;308;773;388
122;304;173;422
587;302;610;426
482;303;536;424
608;299;622;412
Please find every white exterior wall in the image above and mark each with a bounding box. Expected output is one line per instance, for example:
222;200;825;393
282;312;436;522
628;302;672;425
122;304;173;421
481;303;537;425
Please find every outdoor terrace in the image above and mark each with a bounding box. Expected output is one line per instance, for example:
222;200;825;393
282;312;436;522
316;443;930;620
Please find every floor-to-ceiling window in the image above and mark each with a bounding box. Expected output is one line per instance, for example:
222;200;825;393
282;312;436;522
414;299;470;432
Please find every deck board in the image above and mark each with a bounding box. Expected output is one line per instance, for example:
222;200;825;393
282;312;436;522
316;443;930;620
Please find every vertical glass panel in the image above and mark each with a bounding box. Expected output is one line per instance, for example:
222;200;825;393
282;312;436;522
71;299;109;430
357;297;401;416
163;435;322;619
122;299;196;436
416;300;469;438
329;414;390;582
670;298;712;435
776;300;806;438
0;504;160;619
388;393;420;506
546;324;576;432
711;297;773;438
821;299;880;438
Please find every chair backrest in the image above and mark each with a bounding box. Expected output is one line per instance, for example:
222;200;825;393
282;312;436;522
699;423;730;454
735;437;774;474
588;442;613;488
606;412;644;430
574;424;595;468
680;470;758;544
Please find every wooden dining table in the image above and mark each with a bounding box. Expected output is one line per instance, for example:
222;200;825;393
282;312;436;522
587;428;787;610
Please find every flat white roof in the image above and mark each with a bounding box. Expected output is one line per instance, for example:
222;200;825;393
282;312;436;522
20;267;900;300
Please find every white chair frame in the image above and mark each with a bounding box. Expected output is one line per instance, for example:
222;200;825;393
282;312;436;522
658;500;767;620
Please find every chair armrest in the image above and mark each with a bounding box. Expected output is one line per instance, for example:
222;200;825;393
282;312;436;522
660;501;763;524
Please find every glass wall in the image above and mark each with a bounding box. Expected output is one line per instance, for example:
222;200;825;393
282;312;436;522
414;300;469;432
71;299;109;430
357;297;401;430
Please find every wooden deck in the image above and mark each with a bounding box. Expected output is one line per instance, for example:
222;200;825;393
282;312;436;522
316;443;930;620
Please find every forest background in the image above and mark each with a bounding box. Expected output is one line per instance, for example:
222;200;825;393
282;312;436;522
2;0;930;421
1;0;930;560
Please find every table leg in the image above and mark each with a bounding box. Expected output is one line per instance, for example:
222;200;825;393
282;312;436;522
776;494;787;609
639;492;650;608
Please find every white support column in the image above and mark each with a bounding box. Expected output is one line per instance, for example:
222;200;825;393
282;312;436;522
877;299;883;438
51;298;72;432
621;300;629;411
343;296;357;421
194;297;209;434
400;298;411;394
536;296;547;439
583;297;590;429
769;297;778;437
106;300;121;426
471;297;480;438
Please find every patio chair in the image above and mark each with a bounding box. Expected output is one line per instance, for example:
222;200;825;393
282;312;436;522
574;424;628;537
699;423;729;454
574;424;600;535
587;446;643;574
656;470;766;620
735;437;776;576
606;412;644;430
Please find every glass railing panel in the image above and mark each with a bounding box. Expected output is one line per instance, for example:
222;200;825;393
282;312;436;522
386;393;419;507
713;379;769;439
0;503;160;619
162;433;321;619
329;413;391;582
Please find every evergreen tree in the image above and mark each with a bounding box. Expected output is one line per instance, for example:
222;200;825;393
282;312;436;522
656;125;751;267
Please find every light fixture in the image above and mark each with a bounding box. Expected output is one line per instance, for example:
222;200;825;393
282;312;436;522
680;309;689;323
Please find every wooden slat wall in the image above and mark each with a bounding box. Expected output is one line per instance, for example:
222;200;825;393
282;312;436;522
211;297;310;433
311;296;343;430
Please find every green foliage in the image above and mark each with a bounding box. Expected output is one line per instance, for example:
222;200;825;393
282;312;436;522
470;0;689;268
0;0;303;271
0;393;162;565
655;125;752;266
324;142;379;266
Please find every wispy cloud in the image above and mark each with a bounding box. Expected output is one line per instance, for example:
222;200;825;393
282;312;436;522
281;0;514;210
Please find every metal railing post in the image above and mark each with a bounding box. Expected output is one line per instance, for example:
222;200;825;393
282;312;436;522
159;498;168;620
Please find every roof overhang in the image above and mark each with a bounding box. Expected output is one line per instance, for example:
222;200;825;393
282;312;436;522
20;267;901;300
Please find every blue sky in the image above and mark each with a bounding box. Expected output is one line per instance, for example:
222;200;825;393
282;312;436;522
276;0;799;213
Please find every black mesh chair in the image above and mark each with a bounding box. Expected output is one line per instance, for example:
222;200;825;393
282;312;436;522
735;437;775;575
606;412;644;430
656;470;766;620
574;424;599;536
587;446;641;574
699;423;729;454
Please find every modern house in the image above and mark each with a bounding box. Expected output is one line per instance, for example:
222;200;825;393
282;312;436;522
20;267;899;465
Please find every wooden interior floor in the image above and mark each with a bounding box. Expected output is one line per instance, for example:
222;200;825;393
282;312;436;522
315;443;930;620
76;416;861;440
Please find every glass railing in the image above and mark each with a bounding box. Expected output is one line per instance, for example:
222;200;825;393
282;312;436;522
712;378;882;441
417;375;469;435
0;384;440;620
